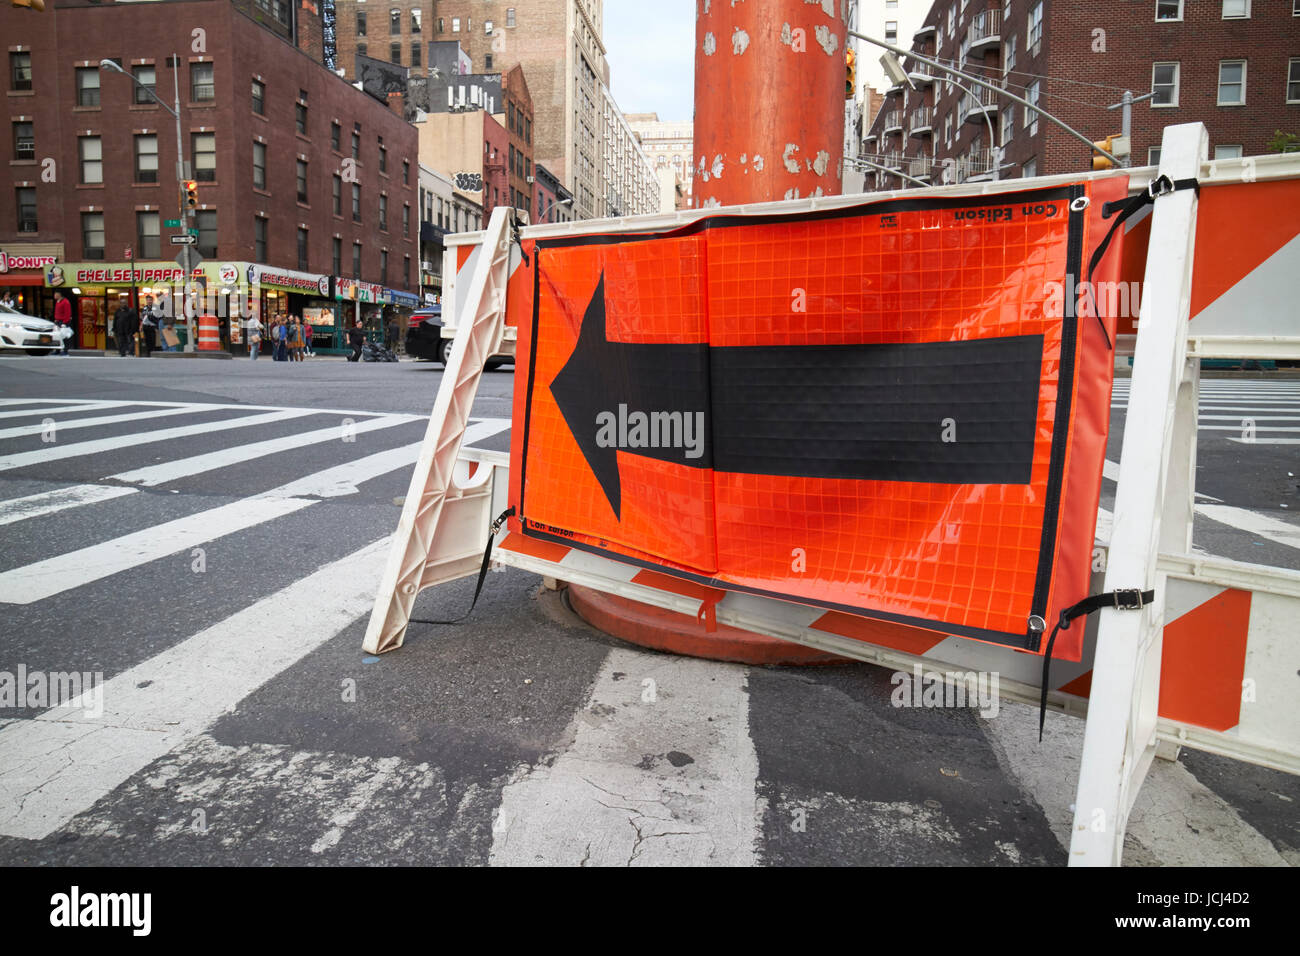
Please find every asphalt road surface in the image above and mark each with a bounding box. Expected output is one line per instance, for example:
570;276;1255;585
0;353;1295;866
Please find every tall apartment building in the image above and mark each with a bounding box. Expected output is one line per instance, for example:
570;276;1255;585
856;0;935;92
2;0;418;349
333;0;430;78
625;113;692;211
423;0;657;219
863;0;1300;191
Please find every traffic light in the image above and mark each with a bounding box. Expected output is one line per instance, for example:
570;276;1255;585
1092;135;1117;171
10;0;47;10
183;180;199;209
845;48;856;99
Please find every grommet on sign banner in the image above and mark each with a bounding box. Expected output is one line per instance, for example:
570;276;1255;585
1070;196;1091;212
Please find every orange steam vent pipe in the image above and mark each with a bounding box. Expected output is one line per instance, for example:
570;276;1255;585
693;0;847;207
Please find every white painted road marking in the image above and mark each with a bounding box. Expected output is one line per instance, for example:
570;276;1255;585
0;537;390;840
1197;505;1300;550
0;409;314;471
490;647;760;866
0;403;206;440
0;401;129;420
0;483;138;527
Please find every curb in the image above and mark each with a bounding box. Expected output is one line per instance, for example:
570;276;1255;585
566;583;849;666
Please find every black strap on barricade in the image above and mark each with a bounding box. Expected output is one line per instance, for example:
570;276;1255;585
1038;587;1156;741
1081;174;1200;349
410;506;516;627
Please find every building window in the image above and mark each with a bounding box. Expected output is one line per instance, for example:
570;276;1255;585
1027;2;1043;56
379;141;387;173
196;209;217;258
352;183;362;221
507;8;515;28
1152;62;1180;107
1148;147;1162;165
402;202;410;235
255;215;268;261
132;66;156;105
485;54;493;71
1156;0;1182;19
297;227;309;271
391;43;402;64
1024;80;1039;134
1217;60;1246;105
1215;145;1243;159
1000;106;1014;144
76;67;101;107
82;212;105;259
884;20;897;43
190;62;215;102
412;9;422;32
438;17;444;32
10;52;32;92
452;17;460;32
1023;158;1037;179
137;211;160;259
192;132;216;182
352;130;361;159
333;174;342;214
331;121;341;151
1222;0;1249;17
134;134;158;183
402;159;410;184
252;79;265;114
390;7;401;34
411;43;421;68
379;194;388;231
486;19;494;34
13;121;34;161
296;159;309;203
79;136;103;184
380;249;388;284
253;141;267;189
404;254;410;287
357;43;367;57
352;242;362;278
357;10;367;36
296;99;308;135
16;187;37;232
1289;58;1300;103
332;237;342;276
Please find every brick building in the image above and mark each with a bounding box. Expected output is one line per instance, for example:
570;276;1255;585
333;0;429;77
2;0;419;350
533;161;574;223
862;0;1300;190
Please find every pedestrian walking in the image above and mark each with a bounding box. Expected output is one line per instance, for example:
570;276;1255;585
273;317;289;362
246;312;263;360
289;316;304;362
346;318;365;362
53;291;73;355
111;295;138;357
139;295;157;356
303;319;314;357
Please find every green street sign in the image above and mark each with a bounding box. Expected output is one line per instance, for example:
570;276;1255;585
187;227;199;236
164;219;181;228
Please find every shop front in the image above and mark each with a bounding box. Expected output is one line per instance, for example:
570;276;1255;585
334;278;386;349
0;244;63;323
246;264;334;352
45;260;213;351
383;288;422;350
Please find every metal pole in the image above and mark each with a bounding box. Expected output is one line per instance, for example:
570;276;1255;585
916;73;1000;180
853;30;1123;167
843;155;929;188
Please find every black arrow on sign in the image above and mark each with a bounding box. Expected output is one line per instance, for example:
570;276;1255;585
548;272;1044;520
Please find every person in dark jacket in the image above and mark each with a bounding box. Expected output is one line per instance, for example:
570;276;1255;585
346;318;365;362
112;296;139;357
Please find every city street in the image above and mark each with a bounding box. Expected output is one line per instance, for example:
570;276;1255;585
0;354;1295;867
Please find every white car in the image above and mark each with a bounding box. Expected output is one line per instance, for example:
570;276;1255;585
0;303;60;355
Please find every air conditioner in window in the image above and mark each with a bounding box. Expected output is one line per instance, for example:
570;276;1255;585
525;175;534;184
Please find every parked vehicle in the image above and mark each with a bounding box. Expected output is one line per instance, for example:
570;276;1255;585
404;304;511;369
0;303;59;355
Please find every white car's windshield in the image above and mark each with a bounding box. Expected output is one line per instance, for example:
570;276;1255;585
0;303;21;316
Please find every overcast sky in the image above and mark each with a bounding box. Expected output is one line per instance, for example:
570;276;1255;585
603;2;695;121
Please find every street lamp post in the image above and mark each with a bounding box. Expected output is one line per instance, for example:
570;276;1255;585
855;31;1123;168
100;56;196;352
544;198;574;223
844;154;929;188
910;72;1002;182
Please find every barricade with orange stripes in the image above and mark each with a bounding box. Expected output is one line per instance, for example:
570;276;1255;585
362;122;1300;867
196;313;220;351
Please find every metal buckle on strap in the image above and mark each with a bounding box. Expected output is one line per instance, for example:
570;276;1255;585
1113;588;1146;609
1147;174;1175;199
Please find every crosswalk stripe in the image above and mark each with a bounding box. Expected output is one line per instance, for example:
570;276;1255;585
0;484;138;527
0;537;390;840
0;495;317;604
109;414;413;486
270;442;424;498
0;401;130;420
3;397;427;421
0;409;314;471
0;404;207;440
1197;506;1300;548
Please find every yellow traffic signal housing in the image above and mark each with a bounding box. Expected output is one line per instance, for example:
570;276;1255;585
845;48;856;99
1092;135;1117;171
183;180;199;209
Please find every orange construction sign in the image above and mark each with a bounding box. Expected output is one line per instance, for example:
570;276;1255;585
508;178;1131;660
